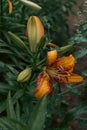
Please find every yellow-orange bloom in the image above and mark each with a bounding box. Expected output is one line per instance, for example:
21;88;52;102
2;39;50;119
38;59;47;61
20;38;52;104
7;0;12;13
35;50;83;98
46;50;83;84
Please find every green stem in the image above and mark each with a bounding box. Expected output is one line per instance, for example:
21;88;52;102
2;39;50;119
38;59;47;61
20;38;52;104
58;84;62;93
32;53;37;70
25;46;33;56
36;58;46;66
25;47;38;70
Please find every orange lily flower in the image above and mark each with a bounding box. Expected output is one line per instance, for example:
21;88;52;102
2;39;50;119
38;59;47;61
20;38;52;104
35;50;83;98
7;0;12;13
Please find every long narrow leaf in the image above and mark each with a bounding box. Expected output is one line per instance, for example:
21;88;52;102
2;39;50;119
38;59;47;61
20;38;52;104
7;91;16;119
28;95;47;130
0;89;24;113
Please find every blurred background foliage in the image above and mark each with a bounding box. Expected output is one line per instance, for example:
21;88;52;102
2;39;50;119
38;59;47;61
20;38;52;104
0;0;87;130
0;0;78;44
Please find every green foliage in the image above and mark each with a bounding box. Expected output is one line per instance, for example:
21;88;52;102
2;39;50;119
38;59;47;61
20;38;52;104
28;95;47;130
0;0;77;44
61;101;87;127
0;0;87;130
0;93;47;130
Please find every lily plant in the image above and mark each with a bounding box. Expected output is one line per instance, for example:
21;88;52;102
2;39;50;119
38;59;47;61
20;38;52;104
35;50;83;98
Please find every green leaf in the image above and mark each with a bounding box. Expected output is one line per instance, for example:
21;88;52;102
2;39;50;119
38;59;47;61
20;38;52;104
61;101;87;127
82;70;87;77
0;48;14;54
28;95;47;130
0;83;15;93
7;91;16;119
9;119;28;130
58;44;74;55
0;117;27;130
0;118;16;130
15;102;20;121
0;89;24;113
74;48;87;60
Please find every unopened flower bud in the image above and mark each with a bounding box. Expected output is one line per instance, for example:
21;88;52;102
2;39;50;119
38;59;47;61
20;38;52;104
17;67;32;82
27;16;44;52
7;0;12;14
19;0;42;10
8;31;26;49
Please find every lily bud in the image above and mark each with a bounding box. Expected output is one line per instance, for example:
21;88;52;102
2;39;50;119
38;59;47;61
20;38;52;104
7;0;12;13
19;0;42;10
8;31;26;49
17;67;32;82
27;16;44;52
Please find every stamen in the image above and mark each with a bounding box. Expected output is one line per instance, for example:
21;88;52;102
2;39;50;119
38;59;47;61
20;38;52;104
46;65;71;84
57;66;70;75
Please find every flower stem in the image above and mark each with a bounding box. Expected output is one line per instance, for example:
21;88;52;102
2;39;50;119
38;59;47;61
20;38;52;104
58;84;62;93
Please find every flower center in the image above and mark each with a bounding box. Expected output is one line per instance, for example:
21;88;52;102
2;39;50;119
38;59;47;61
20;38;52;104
46;66;70;83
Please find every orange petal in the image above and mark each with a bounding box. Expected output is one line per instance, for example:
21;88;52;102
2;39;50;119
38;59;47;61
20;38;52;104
47;50;58;66
55;73;83;84
68;67;74;73
66;74;83;84
34;16;44;43
57;55;75;72
35;71;52;98
7;0;12;13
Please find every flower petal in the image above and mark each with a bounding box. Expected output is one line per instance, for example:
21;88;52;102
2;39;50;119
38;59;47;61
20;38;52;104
47;50;58;66
66;74;83;84
35;71;52;98
54;73;83;84
56;55;75;72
